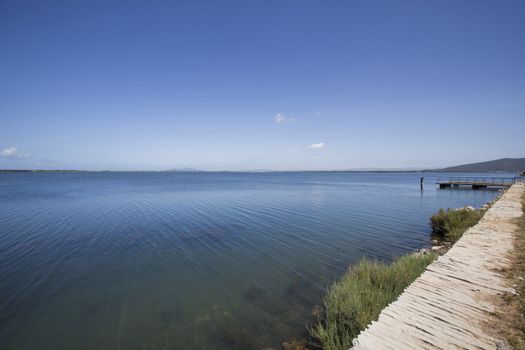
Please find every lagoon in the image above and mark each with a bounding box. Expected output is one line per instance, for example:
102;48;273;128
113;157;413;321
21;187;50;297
0;172;504;349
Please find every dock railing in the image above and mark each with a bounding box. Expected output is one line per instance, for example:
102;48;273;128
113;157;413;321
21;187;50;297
436;176;521;188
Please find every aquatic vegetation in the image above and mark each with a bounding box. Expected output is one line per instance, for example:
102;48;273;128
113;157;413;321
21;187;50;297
159;310;176;323
243;286;268;304
309;253;436;350
282;337;310;350
243;286;285;316
430;207;484;243
214;322;260;349
284;277;321;306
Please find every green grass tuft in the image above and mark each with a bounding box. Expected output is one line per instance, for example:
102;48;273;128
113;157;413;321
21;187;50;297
430;207;483;243
310;253;436;350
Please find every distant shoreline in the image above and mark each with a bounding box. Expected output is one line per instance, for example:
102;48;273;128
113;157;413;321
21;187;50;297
0;169;519;174
2;157;523;174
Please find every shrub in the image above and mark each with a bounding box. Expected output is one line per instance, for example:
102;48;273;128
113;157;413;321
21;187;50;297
430;207;483;243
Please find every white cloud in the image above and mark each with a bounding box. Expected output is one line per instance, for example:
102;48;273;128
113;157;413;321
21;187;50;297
274;113;296;124
0;147;31;158
274;113;286;124
307;142;325;150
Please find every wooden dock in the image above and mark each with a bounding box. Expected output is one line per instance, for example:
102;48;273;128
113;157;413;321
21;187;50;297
351;183;524;350
437;177;518;189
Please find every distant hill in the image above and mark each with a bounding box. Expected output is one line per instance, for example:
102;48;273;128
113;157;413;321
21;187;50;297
426;158;525;173
164;168;205;172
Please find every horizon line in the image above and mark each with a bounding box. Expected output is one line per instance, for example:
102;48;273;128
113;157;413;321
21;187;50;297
0;168;519;174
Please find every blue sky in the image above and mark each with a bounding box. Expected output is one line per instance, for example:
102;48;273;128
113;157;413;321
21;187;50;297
1;0;524;171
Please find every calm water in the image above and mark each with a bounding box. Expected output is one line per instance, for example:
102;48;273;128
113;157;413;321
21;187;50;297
0;172;505;349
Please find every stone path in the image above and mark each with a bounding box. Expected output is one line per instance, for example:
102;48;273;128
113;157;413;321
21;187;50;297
351;183;524;350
